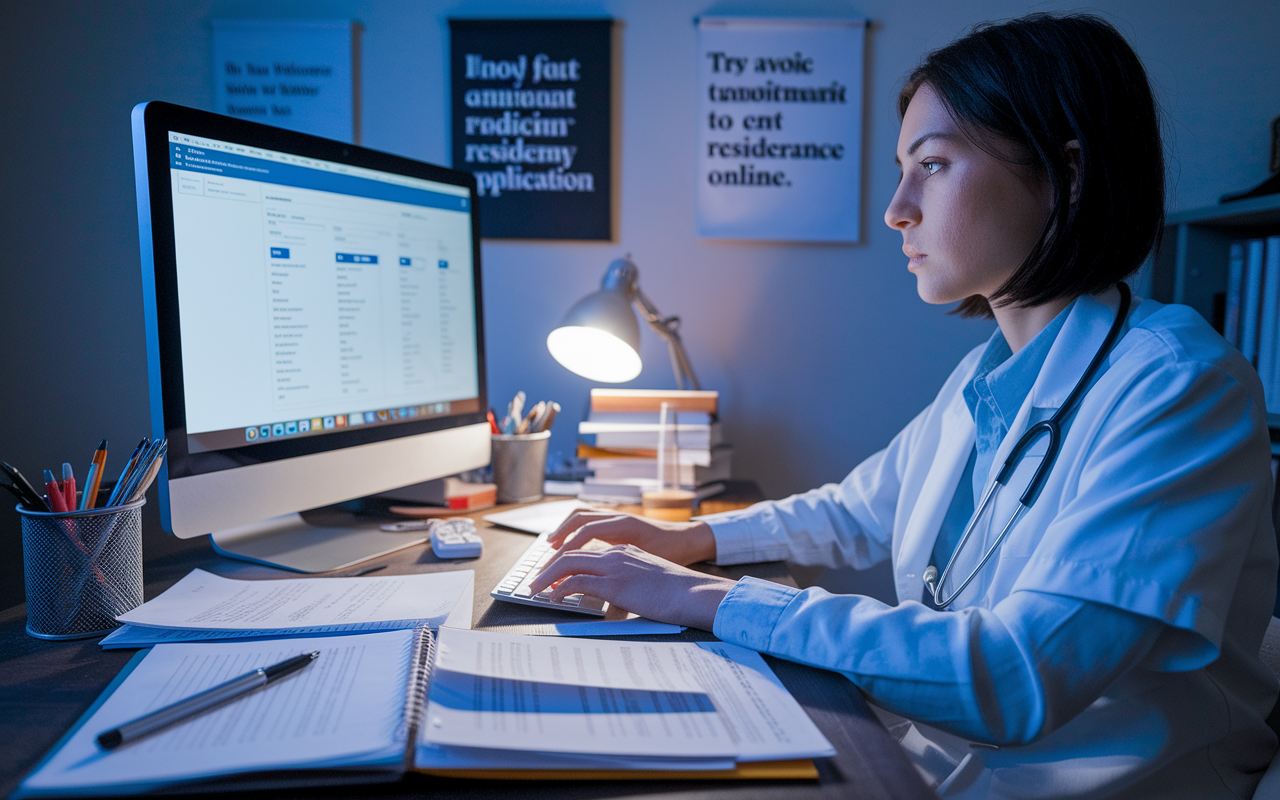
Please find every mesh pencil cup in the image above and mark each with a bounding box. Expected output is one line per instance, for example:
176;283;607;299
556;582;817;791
17;498;144;640
491;431;551;504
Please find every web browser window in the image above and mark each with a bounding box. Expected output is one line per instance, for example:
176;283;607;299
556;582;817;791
166;132;480;453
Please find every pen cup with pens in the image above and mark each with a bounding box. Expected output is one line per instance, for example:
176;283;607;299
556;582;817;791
490;392;557;504
4;438;166;640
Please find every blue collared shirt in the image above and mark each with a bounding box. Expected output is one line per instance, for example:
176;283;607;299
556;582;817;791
928;304;1074;598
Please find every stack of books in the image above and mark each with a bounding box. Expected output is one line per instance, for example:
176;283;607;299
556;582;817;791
577;389;731;503
1225;236;1280;413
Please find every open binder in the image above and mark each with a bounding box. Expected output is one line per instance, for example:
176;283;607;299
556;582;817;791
17;627;832;796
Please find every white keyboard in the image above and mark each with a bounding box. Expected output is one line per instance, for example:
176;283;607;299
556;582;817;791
490;532;607;616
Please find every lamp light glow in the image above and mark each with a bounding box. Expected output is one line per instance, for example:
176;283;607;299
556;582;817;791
546;326;643;383
547;256;700;390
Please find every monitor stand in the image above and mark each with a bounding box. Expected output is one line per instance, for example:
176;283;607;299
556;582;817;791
208;511;427;573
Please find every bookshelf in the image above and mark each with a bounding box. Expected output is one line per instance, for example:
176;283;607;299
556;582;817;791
1146;192;1280;448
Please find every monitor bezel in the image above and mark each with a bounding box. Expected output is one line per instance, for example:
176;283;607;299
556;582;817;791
134;101;488;483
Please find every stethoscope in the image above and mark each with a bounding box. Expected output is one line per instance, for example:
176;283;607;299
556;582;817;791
923;283;1133;609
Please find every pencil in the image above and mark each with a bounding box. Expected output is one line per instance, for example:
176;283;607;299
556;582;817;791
84;439;107;509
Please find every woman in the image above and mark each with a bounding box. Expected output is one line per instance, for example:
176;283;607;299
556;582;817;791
530;13;1278;798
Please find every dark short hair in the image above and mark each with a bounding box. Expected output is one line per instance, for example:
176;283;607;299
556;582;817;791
899;13;1164;318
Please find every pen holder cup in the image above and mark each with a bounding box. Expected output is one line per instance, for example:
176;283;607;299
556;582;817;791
17;498;144;640
491;431;551;504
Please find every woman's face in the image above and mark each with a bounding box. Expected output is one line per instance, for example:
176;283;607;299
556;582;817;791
885;83;1052;306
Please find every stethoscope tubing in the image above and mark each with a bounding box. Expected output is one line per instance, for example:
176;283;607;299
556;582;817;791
926;283;1134;609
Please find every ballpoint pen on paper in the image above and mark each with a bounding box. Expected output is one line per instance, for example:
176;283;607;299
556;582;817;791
96;651;321;750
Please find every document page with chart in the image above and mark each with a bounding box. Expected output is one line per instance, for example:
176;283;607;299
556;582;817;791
15;630;417;797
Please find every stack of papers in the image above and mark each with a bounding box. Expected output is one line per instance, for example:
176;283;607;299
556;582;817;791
99;569;473;648
416;628;836;769
16;627;835;796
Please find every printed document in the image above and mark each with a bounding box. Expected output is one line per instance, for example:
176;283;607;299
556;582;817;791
115;568;473;633
18;631;414;795
419;628;833;762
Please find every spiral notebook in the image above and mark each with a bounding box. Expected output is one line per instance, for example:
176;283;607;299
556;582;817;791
16;628;832;796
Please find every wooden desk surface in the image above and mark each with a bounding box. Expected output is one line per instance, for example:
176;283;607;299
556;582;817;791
0;496;931;799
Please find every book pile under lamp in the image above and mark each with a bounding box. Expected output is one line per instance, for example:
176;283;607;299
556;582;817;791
546;256;701;390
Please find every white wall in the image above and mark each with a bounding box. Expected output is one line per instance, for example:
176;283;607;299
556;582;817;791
1;0;1277;606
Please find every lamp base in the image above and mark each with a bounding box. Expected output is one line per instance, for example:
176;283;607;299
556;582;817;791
641;489;697;522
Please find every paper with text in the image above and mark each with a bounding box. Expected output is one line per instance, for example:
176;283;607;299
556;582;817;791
18;630;414;795
690;642;835;761
422;628;735;758
116;568;473;632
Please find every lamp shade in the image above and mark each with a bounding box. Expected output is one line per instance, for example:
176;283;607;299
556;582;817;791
546;286;643;383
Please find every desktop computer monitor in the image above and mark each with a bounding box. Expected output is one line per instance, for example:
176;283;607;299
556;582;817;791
132;101;489;572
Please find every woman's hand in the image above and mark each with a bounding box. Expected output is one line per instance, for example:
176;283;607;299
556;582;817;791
546;511;717;566
526;544;737;630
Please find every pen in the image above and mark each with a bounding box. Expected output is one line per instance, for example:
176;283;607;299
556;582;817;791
61;463;76;511
84;439;107;509
126;441;166;503
43;470;68;514
507;391;525;434
96;651;320;750
104;439;146;507
1;461;50;511
539;401;560;433
78;463;99;511
487;409;500;434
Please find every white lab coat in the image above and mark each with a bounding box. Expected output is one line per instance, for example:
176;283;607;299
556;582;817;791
704;289;1279;798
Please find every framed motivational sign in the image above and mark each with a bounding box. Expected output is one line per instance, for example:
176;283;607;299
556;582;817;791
696;18;865;242
449;18;613;240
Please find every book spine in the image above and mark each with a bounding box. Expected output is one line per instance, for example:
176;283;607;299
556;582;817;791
1226;242;1245;347
401;626;436;750
1260;236;1280;409
1243;240;1266;364
1268;237;1280;414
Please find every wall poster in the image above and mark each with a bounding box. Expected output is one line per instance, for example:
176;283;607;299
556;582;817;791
696;18;865;242
449;18;612;240
212;20;361;143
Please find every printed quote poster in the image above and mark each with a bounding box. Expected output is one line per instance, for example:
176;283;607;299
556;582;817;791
696;18;865;242
212;20;361;143
449;19;612;240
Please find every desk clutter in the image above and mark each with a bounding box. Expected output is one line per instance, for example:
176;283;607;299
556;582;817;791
15;626;833;796
4;438;167;640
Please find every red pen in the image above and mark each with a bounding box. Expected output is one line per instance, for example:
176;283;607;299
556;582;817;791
43;469;68;514
62;463;76;510
487;409;500;434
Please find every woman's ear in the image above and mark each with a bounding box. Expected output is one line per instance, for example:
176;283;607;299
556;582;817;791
1064;140;1082;204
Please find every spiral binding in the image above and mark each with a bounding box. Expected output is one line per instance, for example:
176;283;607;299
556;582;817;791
400;626;436;750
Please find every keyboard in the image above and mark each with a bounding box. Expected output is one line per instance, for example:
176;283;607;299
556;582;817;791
489;532;608;616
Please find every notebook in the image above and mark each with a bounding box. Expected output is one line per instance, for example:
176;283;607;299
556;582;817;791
17;628;833;796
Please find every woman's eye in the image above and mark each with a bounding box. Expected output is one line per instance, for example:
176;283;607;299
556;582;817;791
921;161;942;176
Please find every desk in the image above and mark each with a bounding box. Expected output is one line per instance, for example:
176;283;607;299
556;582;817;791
0;492;932;799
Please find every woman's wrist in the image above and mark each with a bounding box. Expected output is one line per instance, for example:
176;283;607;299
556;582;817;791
687;521;717;564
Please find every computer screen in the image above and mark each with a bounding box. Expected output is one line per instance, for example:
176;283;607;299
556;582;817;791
133;101;490;571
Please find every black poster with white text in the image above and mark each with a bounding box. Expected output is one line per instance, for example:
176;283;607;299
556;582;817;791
449;19;612;240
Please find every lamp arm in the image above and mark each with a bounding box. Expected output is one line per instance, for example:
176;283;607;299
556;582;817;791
632;290;701;391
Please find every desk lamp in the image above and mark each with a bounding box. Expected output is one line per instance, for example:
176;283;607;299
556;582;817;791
546;256;701;389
